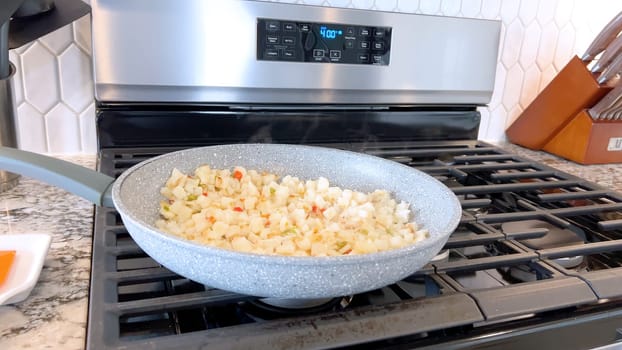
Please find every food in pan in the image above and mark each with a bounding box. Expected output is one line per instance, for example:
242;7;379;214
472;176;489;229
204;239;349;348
156;166;428;256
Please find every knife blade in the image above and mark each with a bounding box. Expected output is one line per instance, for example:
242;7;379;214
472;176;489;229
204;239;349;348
610;94;622;120
582;10;622;62
612;97;622;120
589;83;622;120
597;52;622;84
592;33;622;73
609;105;622;120
608;105;622;120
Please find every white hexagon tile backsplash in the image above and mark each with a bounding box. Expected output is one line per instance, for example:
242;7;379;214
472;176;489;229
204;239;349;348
9;0;622;154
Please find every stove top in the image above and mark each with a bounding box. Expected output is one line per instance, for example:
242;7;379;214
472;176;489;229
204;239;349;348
86;140;622;349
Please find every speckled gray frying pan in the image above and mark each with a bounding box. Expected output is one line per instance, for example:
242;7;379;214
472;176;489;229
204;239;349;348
0;144;461;298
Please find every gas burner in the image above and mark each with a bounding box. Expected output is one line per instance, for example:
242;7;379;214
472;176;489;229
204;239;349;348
465;205;490;216
388;156;413;165
438;177;491;216
499;257;591;283
497;264;547;283
502;220;585;264
259;297;340;309
500;220;587;282
431;249;450;263
242;296;353;320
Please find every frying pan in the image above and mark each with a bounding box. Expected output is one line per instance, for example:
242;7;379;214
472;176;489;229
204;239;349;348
0;144;461;298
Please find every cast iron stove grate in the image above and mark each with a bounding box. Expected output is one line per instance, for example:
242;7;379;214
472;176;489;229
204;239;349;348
87;141;622;349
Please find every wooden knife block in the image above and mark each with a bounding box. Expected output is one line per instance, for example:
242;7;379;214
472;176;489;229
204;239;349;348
506;56;613;150
542;110;622;164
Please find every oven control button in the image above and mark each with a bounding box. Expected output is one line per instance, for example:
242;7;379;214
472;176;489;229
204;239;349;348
283;36;296;45
265;49;280;58
313;49;325;57
358;54;370;62
374;29;385;37
373;41;384;50
266;35;279;44
360;28;370;36
283;50;296;58
345;39;355;49
372;54;383;63
266;21;280;31
330;50;342;59
346;27;355;36
300;24;311;32
360;41;370;49
283;23;296;31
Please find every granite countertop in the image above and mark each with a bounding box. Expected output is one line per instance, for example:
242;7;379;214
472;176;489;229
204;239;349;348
1;145;622;349
501;143;622;192
0;155;95;349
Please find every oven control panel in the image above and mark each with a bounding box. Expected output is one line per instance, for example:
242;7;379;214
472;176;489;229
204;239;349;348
257;18;392;65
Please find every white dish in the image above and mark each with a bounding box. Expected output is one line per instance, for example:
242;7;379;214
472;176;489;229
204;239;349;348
0;233;52;305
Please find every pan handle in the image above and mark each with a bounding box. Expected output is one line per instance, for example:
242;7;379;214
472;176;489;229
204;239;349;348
0;146;115;207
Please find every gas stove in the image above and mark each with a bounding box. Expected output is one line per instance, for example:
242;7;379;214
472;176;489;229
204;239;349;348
88;138;622;349
86;1;622;349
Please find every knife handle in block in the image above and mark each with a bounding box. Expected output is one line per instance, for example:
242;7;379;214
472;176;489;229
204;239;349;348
582;10;622;62
592;34;622;73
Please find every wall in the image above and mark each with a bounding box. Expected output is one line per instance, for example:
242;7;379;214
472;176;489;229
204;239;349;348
9;0;622;154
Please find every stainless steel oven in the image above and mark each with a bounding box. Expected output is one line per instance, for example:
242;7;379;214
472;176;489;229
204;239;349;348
87;1;622;349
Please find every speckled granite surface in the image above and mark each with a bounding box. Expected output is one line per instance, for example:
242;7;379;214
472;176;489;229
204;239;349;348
0;155;95;350
498;143;622;192
0;146;621;350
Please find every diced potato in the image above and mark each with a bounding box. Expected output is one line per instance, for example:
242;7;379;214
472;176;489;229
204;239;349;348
294;236;312;251
231;236;253;253
156;166;428;256
317;177;329;192
172;186;187;200
276;239;296;255
311;242;328;256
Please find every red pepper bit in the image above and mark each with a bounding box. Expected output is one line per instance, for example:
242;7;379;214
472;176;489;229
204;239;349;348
202;191;208;196
233;206;243;212
233;170;243;180
311;205;325;215
207;216;216;224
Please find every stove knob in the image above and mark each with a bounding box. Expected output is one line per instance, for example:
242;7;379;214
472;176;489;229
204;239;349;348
304;31;316;51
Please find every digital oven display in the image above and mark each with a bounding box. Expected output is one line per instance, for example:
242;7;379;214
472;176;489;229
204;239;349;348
257;18;392;65
319;26;343;39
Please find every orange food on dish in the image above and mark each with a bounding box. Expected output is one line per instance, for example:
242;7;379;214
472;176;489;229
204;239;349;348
0;250;16;286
